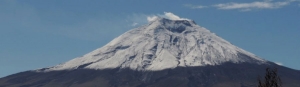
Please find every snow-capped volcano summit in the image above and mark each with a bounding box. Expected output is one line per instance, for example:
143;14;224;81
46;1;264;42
44;17;266;71
2;14;300;87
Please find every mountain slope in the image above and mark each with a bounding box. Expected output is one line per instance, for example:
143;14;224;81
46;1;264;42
1;63;300;87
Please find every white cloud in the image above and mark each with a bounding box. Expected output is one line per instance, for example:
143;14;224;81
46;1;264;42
275;62;283;66
145;12;190;22
214;0;294;11
164;12;190;20
147;16;158;22
129;12;190;28
164;12;184;20
184;4;207;9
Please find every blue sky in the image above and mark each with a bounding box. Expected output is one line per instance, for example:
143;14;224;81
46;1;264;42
1;0;300;77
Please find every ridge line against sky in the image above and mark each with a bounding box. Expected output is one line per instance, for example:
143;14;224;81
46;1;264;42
0;0;299;78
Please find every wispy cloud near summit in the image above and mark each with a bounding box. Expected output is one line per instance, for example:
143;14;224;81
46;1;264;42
146;12;190;22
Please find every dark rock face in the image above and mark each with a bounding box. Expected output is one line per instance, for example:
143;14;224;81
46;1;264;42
0;63;299;87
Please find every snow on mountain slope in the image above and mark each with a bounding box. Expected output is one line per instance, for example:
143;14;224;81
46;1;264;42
42;17;267;72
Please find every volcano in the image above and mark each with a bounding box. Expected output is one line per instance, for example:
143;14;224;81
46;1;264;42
0;17;299;87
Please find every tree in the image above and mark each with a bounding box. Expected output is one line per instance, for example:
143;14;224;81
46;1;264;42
258;68;282;87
